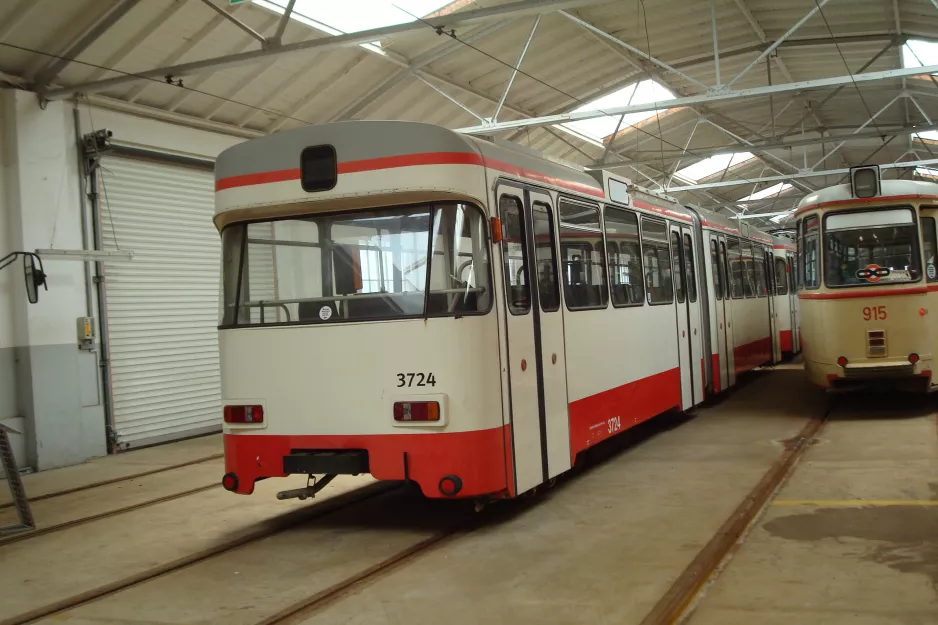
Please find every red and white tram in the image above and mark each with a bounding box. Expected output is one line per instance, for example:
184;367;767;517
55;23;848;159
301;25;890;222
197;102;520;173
214;121;798;501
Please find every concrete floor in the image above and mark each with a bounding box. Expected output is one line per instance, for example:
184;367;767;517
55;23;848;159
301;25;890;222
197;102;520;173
687;392;938;625
2;367;936;625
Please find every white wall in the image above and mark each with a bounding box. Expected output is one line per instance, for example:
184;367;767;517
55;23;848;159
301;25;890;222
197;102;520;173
0;91;246;471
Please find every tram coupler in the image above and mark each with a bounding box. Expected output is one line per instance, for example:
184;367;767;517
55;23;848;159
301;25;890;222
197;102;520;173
276;473;337;501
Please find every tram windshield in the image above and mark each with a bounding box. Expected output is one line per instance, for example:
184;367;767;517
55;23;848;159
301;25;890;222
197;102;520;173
220;203;491;326
823;207;922;287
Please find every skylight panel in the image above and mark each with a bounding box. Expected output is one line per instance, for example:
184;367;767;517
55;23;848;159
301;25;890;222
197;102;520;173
902;39;938;143
739;182;793;203
917;166;938;181
675;152;754;183
559;80;676;142
255;0;452;52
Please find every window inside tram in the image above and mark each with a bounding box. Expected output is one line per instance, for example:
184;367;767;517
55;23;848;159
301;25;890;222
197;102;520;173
922;216;937;283
727;237;744;299
775;258;788;295
220;202;492;326
603;207;645;306
823;208;921;287
641;217;673;305
801;216;820;289
741;241;756;297
559;199;608;310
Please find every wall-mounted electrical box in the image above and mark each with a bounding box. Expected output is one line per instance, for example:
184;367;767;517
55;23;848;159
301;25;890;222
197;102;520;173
77;316;95;350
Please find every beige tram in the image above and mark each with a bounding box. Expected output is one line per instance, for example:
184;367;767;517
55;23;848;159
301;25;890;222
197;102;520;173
795;166;938;391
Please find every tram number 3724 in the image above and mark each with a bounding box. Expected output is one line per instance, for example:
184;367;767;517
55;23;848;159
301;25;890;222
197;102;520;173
862;306;887;321
607;416;622;434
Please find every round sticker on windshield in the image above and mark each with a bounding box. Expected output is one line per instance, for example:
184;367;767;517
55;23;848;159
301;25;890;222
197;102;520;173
318;306;332;320
929;264;937;280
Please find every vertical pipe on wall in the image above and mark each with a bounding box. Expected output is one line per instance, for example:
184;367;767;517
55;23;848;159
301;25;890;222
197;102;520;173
72;107;94;318
87;161;116;452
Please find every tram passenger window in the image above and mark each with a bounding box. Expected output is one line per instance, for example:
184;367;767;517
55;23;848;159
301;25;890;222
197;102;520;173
752;247;766;297
642;217;673;305
559;199;608;310
683;233;697;303
802;216;820;289
921;216;937;283
603;207;645;306
720;241;731;299
741;241;757;297
710;239;723;300
500;196;530;315
532;202;560;312
727;238;744;299
775;258;788;295
671;232;685;303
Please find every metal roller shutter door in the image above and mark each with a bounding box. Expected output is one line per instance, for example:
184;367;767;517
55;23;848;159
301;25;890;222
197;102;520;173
99;156;222;448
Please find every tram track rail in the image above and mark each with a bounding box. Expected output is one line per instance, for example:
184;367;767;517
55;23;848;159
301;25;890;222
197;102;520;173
256;526;464;625
0;482;220;547
640;399;835;625
2;481;397;625
0;452;223;512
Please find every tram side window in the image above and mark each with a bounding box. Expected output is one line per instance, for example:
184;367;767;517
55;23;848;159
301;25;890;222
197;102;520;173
922;216;937;283
802;216;820;289
752;246;767;297
740;240;756;297
671;231;685;303
683;233;697;303
532;202;561;312
500;196;530;315
604;207;645;306
559;198;608;310
641;217;673;305
775;257;788;295
727;237;744;299
710;239;723;300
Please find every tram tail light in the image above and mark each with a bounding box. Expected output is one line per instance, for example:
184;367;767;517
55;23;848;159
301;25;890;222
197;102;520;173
909;353;920;364
393;401;440;422
837;356;848;367
224;405;264;424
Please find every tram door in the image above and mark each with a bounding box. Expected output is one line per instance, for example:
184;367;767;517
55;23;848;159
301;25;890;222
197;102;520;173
765;248;781;363
787;253;800;353
718;236;736;388
496;187;570;496
671;224;704;408
710;235;731;392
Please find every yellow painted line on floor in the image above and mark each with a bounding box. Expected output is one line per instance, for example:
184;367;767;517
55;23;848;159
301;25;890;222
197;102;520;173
773;499;938;507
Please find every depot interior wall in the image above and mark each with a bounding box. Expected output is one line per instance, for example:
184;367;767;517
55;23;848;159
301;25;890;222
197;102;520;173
0;91;244;472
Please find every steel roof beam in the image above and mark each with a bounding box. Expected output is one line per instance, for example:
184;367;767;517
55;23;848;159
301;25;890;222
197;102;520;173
725;0;831;89
456;63;938;135
665;156;938;191
271;0;297;45
32;0;141;91
42;0;612;101
196;0;267;44
604;123;938;167
558;10;709;90
494;16;541;122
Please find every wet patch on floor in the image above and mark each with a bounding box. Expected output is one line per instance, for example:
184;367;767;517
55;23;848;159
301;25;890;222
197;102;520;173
763;506;938;591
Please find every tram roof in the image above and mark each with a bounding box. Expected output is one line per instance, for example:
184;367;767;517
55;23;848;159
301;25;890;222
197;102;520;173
797;179;938;211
